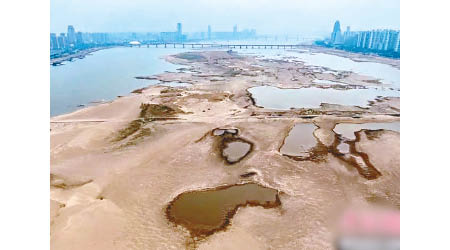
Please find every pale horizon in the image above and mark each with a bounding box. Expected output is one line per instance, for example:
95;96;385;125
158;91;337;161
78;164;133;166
50;0;400;37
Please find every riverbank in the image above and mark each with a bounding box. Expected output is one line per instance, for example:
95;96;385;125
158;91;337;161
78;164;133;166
50;48;400;250
50;46;116;66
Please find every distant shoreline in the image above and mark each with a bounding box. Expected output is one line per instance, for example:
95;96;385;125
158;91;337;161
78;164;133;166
50;46;118;66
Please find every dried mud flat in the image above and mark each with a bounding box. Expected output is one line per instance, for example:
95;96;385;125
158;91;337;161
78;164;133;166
50;48;400;250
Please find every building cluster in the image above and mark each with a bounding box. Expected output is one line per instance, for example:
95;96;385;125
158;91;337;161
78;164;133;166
162;24;257;42
50;25;85;52
50;23;258;57
207;25;256;41
160;23;187;42
329;21;400;54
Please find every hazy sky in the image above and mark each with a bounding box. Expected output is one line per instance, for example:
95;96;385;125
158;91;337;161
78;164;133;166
50;0;399;37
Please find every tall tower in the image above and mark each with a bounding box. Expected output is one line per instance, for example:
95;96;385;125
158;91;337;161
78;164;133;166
208;25;211;40
50;33;58;50
177;23;182;34
331;21;342;45
67;25;76;45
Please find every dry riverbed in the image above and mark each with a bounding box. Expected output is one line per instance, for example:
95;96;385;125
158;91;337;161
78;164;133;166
50;48;400;250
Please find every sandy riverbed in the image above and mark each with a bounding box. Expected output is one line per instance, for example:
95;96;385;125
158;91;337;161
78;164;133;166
50;48;400;250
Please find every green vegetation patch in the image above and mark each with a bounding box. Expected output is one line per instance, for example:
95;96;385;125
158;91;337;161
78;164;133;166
175;52;206;61
112;103;183;144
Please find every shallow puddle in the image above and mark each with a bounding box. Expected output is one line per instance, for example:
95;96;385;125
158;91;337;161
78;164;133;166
248;86;399;109
337;141;350;154
159;81;191;87
312;79;347;86
212;128;238;136
333;122;400;141
222;140;252;163
332;122;400;179
280;123;318;158
166;183;281;237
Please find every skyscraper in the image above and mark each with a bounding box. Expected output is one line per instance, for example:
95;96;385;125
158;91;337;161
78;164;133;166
76;32;83;46
177;23;182;35
50;33;58;50
208;25;212;40
331;21;343;45
58;33;67;49
67;25;76;45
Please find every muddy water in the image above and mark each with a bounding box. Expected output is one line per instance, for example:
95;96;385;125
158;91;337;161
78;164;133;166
166;183;281;237
332;122;400;179
280;123;318;158
248;86;399;110
334;122;400;141
222;140;252;163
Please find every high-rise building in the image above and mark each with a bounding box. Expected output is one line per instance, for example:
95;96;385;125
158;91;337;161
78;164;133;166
58;33;67;49
342;25;399;54
76;32;83;45
233;25;238;39
177;23;182;35
67;25;76;45
331;21;343;45
394;31;400;52
208;25;212;40
50;33;58;50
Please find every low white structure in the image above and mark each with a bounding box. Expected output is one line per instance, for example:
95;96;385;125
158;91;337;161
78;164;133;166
129;41;141;46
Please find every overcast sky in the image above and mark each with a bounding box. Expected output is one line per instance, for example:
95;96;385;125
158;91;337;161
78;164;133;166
50;0;399;37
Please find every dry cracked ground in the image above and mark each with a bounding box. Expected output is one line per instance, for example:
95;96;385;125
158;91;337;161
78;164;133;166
50;47;400;250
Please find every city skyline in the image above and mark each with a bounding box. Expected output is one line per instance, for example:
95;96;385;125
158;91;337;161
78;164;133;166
51;0;399;36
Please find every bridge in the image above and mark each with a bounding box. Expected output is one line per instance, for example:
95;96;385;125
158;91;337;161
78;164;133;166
128;43;305;49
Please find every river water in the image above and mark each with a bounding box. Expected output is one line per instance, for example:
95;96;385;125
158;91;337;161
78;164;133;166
50;47;186;117
51;46;399;116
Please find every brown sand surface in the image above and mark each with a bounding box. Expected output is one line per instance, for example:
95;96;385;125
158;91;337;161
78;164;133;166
50;48;399;250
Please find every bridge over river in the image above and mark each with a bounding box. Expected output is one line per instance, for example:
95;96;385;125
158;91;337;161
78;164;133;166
129;43;305;49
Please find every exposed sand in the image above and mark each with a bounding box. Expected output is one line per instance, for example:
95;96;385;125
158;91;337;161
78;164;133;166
50;48;400;250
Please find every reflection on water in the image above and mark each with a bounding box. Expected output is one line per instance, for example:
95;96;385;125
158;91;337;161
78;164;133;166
50;47;187;116
248;86;399;110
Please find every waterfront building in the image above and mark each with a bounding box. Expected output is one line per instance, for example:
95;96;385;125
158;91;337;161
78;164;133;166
160;23;186;42
329;22;400;55
394;31;400;52
91;33;109;44
67;25;76;45
207;25;256;40
58;33;67;49
50;33;58;50
208;25;212;40
177;23;182;35
76;32;83;46
331;21;343;45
